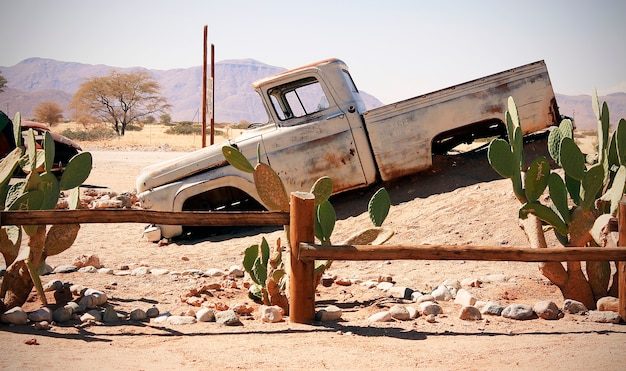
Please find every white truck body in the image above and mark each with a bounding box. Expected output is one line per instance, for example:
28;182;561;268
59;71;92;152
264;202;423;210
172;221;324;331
136;58;560;237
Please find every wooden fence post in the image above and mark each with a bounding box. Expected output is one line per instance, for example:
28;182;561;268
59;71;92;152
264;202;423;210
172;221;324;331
289;192;316;323
618;199;626;320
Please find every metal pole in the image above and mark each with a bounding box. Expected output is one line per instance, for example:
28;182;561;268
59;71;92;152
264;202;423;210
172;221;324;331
201;25;208;148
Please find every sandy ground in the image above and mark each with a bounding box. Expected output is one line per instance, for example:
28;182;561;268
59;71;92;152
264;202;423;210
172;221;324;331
1;130;626;370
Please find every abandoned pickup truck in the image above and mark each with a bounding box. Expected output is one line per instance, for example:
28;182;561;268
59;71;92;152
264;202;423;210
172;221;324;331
136;58;560;238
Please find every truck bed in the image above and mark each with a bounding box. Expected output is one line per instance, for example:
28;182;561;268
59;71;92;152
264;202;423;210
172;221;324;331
362;60;558;181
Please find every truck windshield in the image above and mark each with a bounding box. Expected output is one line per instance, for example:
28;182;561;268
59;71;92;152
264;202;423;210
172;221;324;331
268;77;329;121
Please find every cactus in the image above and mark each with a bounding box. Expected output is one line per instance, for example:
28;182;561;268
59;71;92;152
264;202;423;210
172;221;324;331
224;144;394;304
0;113;92;310
488;93;625;309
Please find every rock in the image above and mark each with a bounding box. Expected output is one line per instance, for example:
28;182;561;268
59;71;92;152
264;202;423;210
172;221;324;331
79;290;107;309
502;304;535;320
376;281;394;291
588;310;621;324
73;254;102;269
321;276;335;287
28;307;52;322
431;286;453;301
481;302;505;316
215;310;242;326
146;307;160;318
102;306;121;323
167;315;197;325
80;310;101;322
98;267;114;274
153;313;170;324
43;280;63;292
387;286;414;300
454;289;477;306
419;302;442;316
406;306;420;319
78;266;98;273
41;263;54;275
65;301;82;314
597;297;619;312
459;306;482;320
481;274;508;283
534;301;562;320
181;269;204;276
378;274;393;283
204;268;225;277
52;306;73;323
335;278;352;286
114;271;132;276
425;314;437;323
150;268;170;276
461;277;482;287
131;267;150;275
316;305;343;322
260;306;284;323
52;265;78;274
233;304;254;316
228;265;244;278
389;305;411;321
563;299;588;314
413;294;435;304
34;321;50;330
368;311;392;322
2;307;29;325
196;308;215;322
130;308;147;321
442;278;461;290
360;280;378;289
92;199;124;209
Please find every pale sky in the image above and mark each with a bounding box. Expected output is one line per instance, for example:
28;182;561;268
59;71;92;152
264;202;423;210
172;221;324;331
1;0;625;104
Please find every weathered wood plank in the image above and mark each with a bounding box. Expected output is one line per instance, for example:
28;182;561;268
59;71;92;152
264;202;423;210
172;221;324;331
299;243;626;262
0;209;289;227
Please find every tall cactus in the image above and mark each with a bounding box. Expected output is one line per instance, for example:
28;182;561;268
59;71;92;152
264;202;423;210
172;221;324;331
0;112;92;310
488;94;625;308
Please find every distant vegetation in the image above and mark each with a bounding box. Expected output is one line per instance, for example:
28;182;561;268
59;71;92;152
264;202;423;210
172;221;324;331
60;124;117;141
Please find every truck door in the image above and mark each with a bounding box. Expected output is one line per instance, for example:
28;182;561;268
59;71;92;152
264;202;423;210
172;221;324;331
258;76;369;195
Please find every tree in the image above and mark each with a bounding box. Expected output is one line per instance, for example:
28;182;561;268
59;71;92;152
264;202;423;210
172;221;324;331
70;70;170;135
0;72;7;94
34;101;63;125
160;113;172;125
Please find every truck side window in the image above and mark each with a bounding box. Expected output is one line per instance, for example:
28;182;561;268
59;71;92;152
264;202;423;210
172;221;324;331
268;77;329;121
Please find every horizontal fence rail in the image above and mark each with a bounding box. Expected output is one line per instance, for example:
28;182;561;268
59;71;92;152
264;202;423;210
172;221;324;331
299;244;626;262
0;209;290;227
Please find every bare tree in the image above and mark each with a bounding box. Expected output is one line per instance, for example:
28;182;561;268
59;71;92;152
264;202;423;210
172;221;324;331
34;101;63;125
70;70;170;135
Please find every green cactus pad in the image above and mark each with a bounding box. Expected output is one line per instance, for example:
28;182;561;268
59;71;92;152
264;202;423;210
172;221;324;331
547;127;562;164
519;201;567;235
9;189;45;211
548;173;570;223
310;176;333;206
616;119;626;166
487;138;516;178
44;224;80;256
43;131;55;173
253;162;289;211
13;112;22;147
243;244;261;284
222;145;254;173
560;137;585;181
59;152;92;190
314;200;336;244
600;165;626;215
580;163;605;211
368;187;391;227
565;174;581;206
524;156;550;202
38;172;60;210
0;148;23;184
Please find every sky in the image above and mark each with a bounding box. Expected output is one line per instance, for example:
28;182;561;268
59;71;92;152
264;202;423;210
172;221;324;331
1;0;625;104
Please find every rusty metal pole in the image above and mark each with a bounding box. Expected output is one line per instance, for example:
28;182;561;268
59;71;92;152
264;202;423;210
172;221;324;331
289;192;316;323
210;43;215;145
618;198;626;320
201;25;208;148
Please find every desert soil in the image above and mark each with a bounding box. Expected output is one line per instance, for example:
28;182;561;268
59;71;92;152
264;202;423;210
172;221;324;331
1;128;626;370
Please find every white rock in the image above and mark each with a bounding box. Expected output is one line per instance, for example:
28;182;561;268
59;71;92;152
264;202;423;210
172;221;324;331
368;311;392;322
153;313;171;324
389;305;411;321
2;307;28;325
228;265;245;278
204;268;225;277
98;268;114;275
196;308;215;322
131;267;151;275
387;286;413;299
78;266;98;273
442;278;461;290
53;306;73;323
431;286;453;301
597;296;619;312
588;310;621;324
376;281;394;291
419;301;442;316
316;305;342;322
150;268;170;276
454;289;477;306
260;305;284;323
414;294;435;304
360;280;378;289
461;277;482;287
459;306;482;320
406;306;419;319
80;311;101;322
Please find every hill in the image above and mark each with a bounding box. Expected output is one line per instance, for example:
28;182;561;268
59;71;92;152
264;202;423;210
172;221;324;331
0;58;625;128
0;58;382;123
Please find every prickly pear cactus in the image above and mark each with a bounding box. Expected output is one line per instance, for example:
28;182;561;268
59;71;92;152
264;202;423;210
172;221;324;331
0;113;92;310
488;93;626;309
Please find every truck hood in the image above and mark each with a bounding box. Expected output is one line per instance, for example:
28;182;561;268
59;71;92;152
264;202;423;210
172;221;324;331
136;124;274;193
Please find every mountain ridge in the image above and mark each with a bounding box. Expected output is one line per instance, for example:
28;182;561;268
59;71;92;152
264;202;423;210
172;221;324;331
1;58;624;130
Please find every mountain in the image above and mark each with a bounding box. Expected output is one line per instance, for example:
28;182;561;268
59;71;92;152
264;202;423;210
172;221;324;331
0;58;383;123
0;58;624;130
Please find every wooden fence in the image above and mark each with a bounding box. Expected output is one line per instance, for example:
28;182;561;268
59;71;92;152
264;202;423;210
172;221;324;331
1;192;625;324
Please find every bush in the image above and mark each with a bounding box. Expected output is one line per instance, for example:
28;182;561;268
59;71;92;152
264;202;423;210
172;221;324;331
165;121;202;135
61;126;117;141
